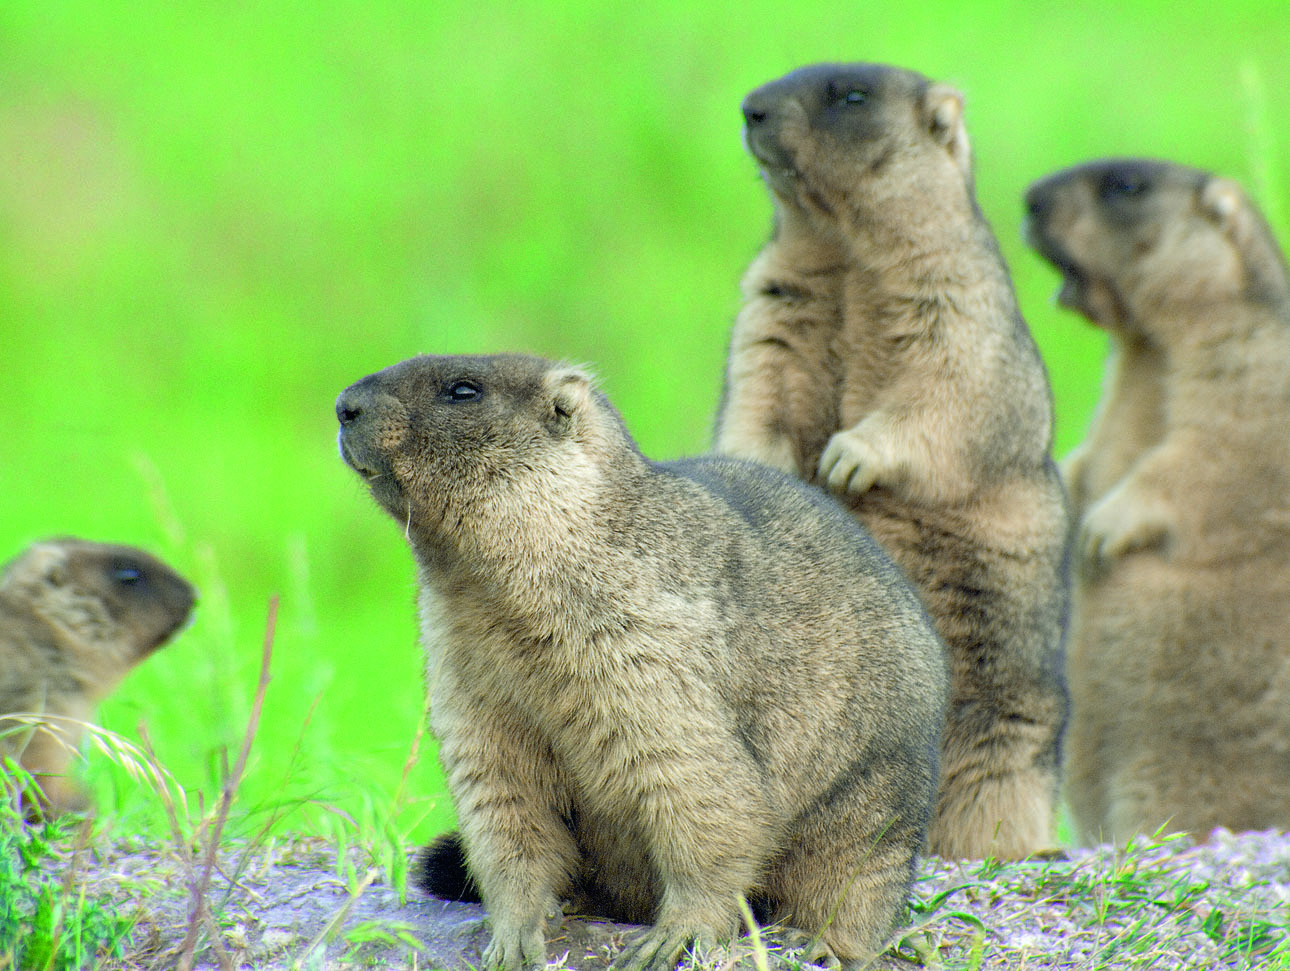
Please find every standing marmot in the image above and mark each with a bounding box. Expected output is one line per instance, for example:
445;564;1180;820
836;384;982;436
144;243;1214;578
1026;158;1290;844
714;62;1070;860
337;353;948;971
0;538;195;812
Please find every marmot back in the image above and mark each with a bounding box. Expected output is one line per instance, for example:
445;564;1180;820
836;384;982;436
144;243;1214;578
715;62;1070;860
1026;158;1290;844
0;538;195;812
338;353;948;971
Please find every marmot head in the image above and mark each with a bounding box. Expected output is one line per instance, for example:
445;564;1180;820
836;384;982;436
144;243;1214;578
1025;158;1290;331
741;62;973;227
337;354;630;555
2;539;195;694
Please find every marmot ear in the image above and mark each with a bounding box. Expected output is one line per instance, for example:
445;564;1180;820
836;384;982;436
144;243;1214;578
924;85;969;160
4;544;70;605
547;367;596;431
30;544;69;588
1199;177;1243;229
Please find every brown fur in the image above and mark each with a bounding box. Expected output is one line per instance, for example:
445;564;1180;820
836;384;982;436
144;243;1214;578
1026;158;1290;844
0;538;194;812
715;63;1070;860
337;353;948;971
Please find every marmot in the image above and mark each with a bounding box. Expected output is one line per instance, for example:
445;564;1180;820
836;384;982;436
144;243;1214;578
714;62;1070;860
337;353;948;971
0;538;195;812
1025;158;1290;845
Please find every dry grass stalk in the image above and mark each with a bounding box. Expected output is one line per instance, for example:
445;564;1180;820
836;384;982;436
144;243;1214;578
173;595;278;971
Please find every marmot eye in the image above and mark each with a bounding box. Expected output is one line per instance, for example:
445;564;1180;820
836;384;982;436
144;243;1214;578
445;380;482;402
113;566;143;586
828;83;869;106
1100;173;1149;200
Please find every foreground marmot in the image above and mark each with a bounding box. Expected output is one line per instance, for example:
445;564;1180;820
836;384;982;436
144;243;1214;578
714;62;1070;860
0;538;195;812
337;353;948;971
1026;158;1290;844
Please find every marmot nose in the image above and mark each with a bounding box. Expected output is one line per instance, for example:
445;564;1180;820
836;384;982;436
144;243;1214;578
1024;187;1050;221
336;389;364;426
741;98;769;127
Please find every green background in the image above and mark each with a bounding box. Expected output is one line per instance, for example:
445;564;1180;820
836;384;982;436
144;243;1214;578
2;0;1287;844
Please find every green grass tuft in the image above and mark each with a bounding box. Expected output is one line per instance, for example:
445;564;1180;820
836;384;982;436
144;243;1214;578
0;779;135;971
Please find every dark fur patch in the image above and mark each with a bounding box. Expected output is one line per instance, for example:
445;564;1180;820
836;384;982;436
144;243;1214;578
762;281;811;301
414;831;481;903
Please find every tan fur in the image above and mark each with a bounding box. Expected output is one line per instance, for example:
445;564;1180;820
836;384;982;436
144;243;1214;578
1026;158;1290;844
1058;337;1167;520
715;63;1070;860
337;353;948;971
0;538;194;812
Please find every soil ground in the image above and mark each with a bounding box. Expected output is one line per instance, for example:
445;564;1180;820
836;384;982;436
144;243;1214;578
64;827;1290;970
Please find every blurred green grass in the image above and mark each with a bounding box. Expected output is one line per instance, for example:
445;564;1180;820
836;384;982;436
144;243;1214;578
1;0;1286;843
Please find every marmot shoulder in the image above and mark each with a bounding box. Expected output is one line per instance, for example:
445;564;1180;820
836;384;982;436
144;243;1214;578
715;62;1070;860
337;353;948;971
0;538;195;812
1026;157;1290;844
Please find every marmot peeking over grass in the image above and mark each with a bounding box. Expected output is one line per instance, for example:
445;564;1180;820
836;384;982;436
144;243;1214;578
715;62;1070;860
337;353;948;971
0;538;195;813
1026;158;1290;845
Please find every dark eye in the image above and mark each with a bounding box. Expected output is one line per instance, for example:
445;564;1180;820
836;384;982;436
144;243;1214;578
1099;171;1150;200
445;380;482;402
828;82;869;106
112;566;143;586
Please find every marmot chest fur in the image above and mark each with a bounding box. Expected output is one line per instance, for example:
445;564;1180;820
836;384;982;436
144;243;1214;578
337;352;948;971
